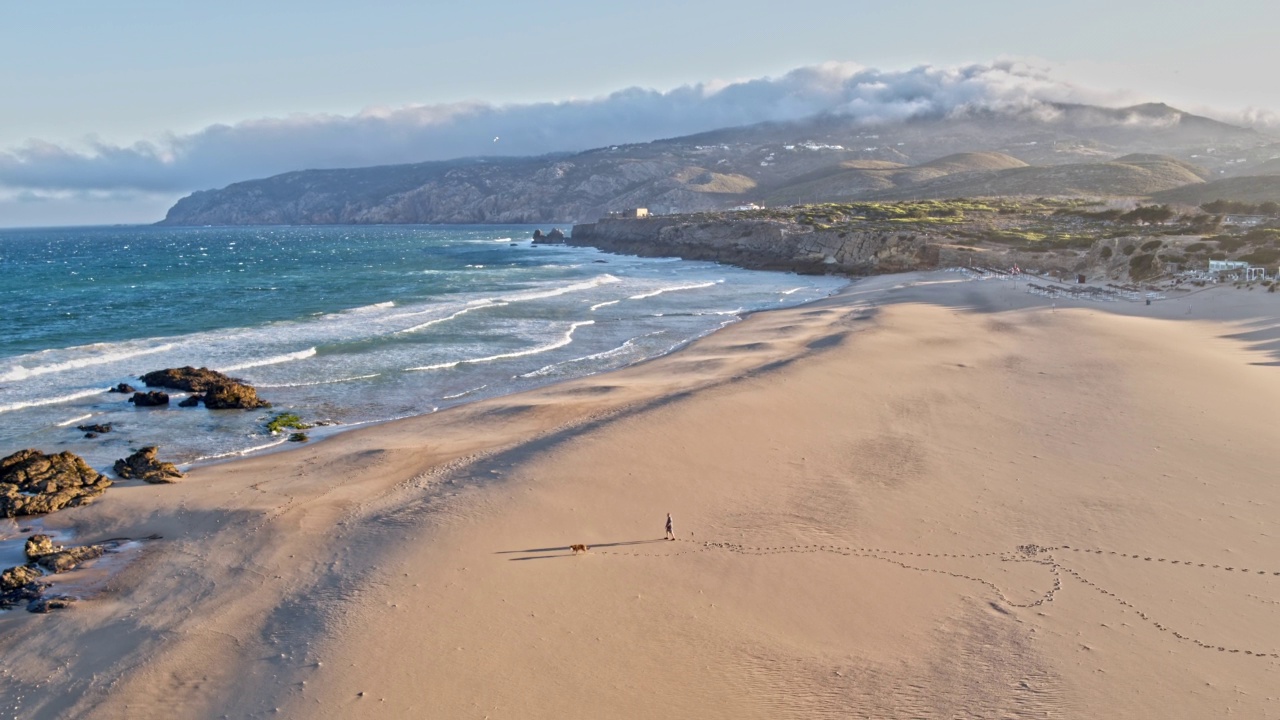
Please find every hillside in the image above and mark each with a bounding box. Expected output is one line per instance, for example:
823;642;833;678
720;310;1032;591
1150;176;1280;205
1234;157;1280;176
160;103;1271;226
866;155;1208;200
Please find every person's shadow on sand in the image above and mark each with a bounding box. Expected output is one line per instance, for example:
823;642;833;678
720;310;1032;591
498;539;666;560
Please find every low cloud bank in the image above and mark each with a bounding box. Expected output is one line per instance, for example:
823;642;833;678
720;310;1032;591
3;61;1130;195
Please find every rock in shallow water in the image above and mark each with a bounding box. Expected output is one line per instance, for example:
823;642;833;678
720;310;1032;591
114;446;184;483
36;544;106;573
0;449;112;518
0;564;42;592
129;390;170;406
202;381;270;409
25;534;59;560
140;367;270;409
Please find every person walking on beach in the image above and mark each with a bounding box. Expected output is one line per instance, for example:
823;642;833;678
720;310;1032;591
665;513;674;541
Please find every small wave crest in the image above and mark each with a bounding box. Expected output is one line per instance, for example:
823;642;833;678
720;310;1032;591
255;373;380;389
394;302;508;334
589;300;621;312
192;438;290;462
0;388;107;415
218;347;317;373
55;413;95;427
441;384;489;400
407;321;594;372
0;343;176;383
628;280;721;301
519;331;662;378
504;275;619;303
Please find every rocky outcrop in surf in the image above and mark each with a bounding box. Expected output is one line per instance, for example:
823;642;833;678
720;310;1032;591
113;446;184;484
532;228;566;244
129;391;170;406
140;366;271;409
0;449;112;518
568;217;940;275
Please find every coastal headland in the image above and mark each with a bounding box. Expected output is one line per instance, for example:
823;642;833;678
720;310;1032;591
1;270;1279;718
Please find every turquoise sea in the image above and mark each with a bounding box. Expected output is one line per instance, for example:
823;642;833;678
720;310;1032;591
0;224;846;471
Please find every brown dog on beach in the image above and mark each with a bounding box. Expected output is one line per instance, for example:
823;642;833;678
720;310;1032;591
570;543;589;554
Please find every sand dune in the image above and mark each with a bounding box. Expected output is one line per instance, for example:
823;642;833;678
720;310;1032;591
2;273;1279;719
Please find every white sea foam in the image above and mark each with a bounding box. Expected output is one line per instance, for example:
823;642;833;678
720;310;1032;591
503;275;619;303
255;373;381;389
0;388;107;415
781;287;805;295
519;331;662;377
55;413;95;427
589;300;621;311
394;302;508;334
407;321;594;372
0;343;176;382
628;280;721;301
441;385;489;400
193;438;289;462
218;347;317;373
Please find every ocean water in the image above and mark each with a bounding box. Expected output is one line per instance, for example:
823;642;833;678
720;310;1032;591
0;224;846;472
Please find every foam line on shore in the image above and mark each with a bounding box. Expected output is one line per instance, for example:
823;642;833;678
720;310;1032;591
406;321;595;372
628;280;721;301
519;331;665;378
255;373;381;389
394;303;508;334
218;347;317;372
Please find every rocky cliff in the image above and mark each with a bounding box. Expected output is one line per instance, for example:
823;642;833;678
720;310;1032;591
568;217;941;275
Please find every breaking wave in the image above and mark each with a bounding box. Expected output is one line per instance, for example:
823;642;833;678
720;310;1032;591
218;347;317;372
0;343;176;383
0;388;107;415
407;321;595;372
628;280;721;301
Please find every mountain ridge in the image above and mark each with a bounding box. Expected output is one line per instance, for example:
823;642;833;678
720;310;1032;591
160;103;1274;226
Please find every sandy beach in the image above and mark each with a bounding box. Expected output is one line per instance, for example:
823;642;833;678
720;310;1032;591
3;271;1279;719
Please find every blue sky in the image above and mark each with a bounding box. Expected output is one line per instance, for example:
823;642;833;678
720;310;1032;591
2;0;1276;226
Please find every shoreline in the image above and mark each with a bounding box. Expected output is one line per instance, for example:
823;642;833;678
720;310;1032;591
2;271;1278;718
169;276;851;473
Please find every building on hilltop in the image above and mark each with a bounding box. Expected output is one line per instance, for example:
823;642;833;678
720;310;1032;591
612;208;648;219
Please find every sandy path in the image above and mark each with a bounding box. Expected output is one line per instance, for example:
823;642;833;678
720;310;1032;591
2;273;1279;718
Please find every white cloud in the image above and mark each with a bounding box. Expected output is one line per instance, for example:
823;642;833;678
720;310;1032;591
0;60;1137;196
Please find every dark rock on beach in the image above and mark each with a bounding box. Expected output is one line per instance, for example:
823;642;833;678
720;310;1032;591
0;564;43;593
25;534;59;560
109;383;136;394
113;446;184;483
3;536;117;611
28;596;76;613
141;367;270;409
129;390;170;406
0;449;112;518
177;394;202;407
77;423;113;436
36;544;106;573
